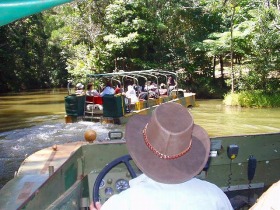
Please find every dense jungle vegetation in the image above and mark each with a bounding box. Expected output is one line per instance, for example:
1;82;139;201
0;0;279;106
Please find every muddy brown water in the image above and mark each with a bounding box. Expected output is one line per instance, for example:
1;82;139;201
0;89;279;188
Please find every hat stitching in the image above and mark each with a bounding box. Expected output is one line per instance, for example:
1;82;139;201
142;123;192;160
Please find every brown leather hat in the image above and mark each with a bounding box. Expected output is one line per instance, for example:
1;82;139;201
125;102;210;184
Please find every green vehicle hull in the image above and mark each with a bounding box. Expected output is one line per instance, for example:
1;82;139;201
0;132;279;209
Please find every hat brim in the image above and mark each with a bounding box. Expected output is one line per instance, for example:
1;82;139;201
125;114;210;184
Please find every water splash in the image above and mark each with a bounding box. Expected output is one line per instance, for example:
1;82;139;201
0;121;125;188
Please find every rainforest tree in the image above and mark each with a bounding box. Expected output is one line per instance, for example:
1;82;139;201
0;0;279;102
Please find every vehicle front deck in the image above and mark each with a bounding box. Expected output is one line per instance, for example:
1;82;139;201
0;132;279;209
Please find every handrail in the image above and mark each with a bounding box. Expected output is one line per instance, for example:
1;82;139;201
138;72;160;96
157;70;178;94
121;75;139;92
87;69;175;79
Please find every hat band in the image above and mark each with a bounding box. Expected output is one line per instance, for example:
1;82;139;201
142;123;192;160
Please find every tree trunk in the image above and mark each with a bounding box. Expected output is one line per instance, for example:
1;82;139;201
213;56;216;79
230;6;236;93
219;55;224;80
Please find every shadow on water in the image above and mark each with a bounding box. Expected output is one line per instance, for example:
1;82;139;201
0;91;279;189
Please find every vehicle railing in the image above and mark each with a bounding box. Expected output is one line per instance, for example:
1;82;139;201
120;75;139;92
137;72;160;97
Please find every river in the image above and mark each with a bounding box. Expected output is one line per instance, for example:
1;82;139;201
0;89;279;188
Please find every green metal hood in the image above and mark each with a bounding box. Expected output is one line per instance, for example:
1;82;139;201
0;0;73;26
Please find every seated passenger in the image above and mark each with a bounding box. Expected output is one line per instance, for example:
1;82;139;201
138;90;158;100
86;83;100;96
75;83;85;95
149;81;158;90
133;84;142;93
100;82;115;97
159;83;168;95
90;103;233;210
144;81;157;92
167;75;177;95
125;85;139;104
138;91;148;100
114;83;124;94
148;90;159;99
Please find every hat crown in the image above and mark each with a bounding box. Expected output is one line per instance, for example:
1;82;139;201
76;83;84;89
145;103;193;157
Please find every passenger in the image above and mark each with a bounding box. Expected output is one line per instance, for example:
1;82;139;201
125;85;139;104
159;83;168;95
148;90;159;99
149;81;158;91
132;84;141;94
167;75;177;95
75;83;84;95
138;90;159;100
100;81;115;97
138;91;148;100
86;83;100;96
144;81;151;91
114;83;124;94
90;103;233;210
141;81;159;99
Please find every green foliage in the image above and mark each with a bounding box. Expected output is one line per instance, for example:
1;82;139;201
0;0;279;98
236;69;280;92
0;14;66;91
245;7;280;91
66;44;98;83
194;76;229;99
100;0;162;70
224;90;280;108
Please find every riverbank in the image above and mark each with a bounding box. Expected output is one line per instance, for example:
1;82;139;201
223;90;280;108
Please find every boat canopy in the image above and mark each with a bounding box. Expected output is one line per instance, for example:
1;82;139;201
87;69;176;88
87;69;177;94
87;69;176;80
0;0;73;26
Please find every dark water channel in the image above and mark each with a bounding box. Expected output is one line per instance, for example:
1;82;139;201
0;89;279;188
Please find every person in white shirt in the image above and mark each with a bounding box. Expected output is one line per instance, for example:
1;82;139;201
90;103;233;210
125;85;139;104
100;82;115;97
